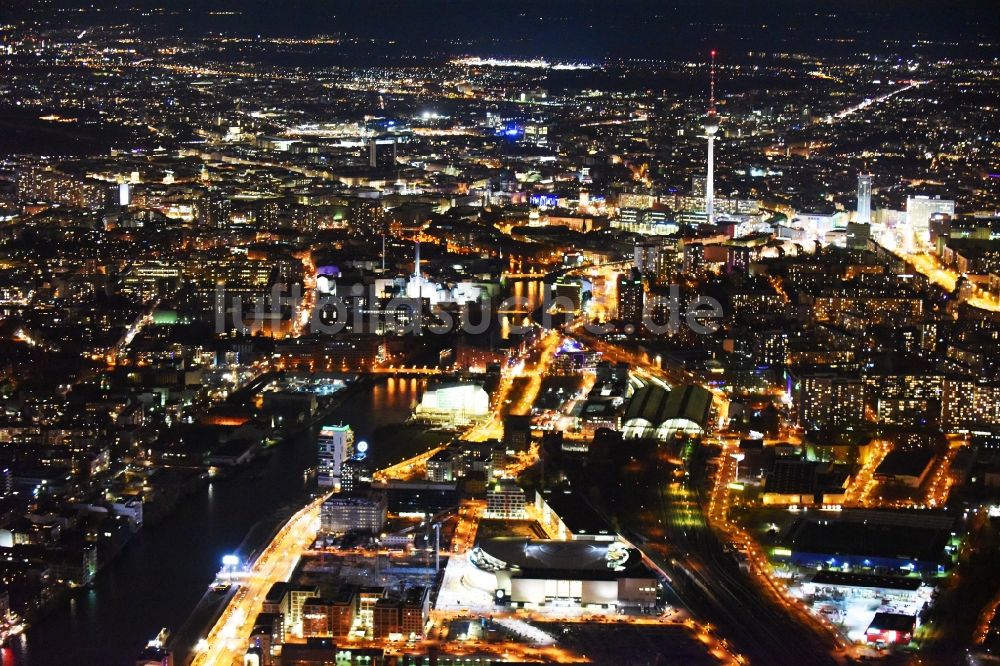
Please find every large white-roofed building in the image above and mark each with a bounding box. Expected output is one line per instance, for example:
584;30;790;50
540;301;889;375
464;538;657;612
413;381;490;426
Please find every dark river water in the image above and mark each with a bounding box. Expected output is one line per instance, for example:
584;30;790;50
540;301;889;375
3;378;424;666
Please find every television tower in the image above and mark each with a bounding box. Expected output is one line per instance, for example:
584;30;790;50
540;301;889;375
703;49;720;225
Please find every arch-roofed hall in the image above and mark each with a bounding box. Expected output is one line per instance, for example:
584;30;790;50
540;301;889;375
622;384;713;438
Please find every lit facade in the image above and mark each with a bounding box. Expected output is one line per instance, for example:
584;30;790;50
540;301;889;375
798;374;865;430
319;493;387;535
856;173;872;225
317;425;353;489
485;480;527;519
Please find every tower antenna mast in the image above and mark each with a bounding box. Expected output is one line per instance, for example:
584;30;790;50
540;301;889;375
709;49;717;116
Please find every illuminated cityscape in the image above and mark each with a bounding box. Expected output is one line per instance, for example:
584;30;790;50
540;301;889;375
0;1;999;665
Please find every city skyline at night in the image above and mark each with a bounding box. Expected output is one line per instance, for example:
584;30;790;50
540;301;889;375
0;2;999;665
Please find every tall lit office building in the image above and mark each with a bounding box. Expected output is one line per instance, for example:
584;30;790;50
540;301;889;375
634;239;676;286
797;373;865;429
942;380;1000;430
348;197;385;237
691;174;707;199
907;195;955;245
683;242;706;276
856;173;872;225
118;181;132;208
318;425;354;489
617;268;644;323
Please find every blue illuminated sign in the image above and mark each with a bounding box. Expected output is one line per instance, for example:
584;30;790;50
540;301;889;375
530;194;559;208
496;122;524;140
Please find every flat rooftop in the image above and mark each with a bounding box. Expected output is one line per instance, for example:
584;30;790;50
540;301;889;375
537;490;613;537
876;448;935;479
811;570;922;591
478;538;647;578
868;612;916;632
785;518;950;563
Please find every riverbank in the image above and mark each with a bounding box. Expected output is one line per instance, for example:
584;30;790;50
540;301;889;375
167;384;453;664
164;383;371;664
11;376;428;666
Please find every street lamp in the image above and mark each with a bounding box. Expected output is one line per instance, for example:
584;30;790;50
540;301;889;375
222;554;240;582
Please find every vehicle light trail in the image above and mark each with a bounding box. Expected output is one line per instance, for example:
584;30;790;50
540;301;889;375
190;491;329;666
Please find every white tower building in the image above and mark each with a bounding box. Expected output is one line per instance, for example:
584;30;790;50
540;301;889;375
906;195;955;248
318;424;354;489
857;173;872;225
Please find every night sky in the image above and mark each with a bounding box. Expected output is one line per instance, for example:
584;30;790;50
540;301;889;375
13;0;1000;60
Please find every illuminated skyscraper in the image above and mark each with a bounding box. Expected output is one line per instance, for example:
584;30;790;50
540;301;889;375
617;268;644;323
691;174;707;198
318;424;354;489
118;182;131;208
857;173;872;224
634;239;676;286
683;242;706;276
348;197;385;237
797;373;865;429
907;195;955;245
